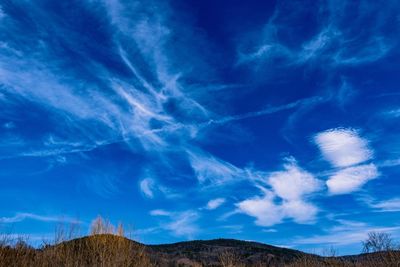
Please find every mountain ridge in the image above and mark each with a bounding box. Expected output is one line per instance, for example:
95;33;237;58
2;234;399;266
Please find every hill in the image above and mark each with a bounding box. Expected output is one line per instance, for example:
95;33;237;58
147;238;308;266
1;234;400;266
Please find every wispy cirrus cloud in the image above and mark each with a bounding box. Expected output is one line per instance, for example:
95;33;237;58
378;158;400;168
0;0;329;193
165;211;199;239
150;209;199;238
1;0;398;251
366;198;400;212
0;213;81;224
237;1;399;68
292;219;400;248
0;0;218;202
187;148;244;186
149;209;171;216
383;108;400;118
139;178;155;199
336;79;356;109
0;0;210;157
206;95;327;127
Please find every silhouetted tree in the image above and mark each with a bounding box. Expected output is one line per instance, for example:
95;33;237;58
362;231;394;253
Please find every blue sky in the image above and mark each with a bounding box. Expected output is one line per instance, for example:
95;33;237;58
1;0;400;255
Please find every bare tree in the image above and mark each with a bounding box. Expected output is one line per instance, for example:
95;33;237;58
362;231;394;253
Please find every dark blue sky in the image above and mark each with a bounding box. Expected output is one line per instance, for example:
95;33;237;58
1;0;400;255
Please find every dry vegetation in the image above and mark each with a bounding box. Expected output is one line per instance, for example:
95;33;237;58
285;232;400;267
0;216;152;267
218;249;246;267
285;251;400;267
1;219;399;267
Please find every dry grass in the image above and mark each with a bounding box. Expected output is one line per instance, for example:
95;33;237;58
40;234;151;267
0;216;153;267
217;248;400;267
285;253;400;267
218;249;246;267
1;222;399;266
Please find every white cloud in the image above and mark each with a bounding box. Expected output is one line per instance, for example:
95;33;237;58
315;128;379;194
139;178;155;198
188;147;323;189
236;190;283;227
327;164;379;195
149;209;171;216
206;198;226;210
281;200;318;224
237;160;321;226
370;198;400;212
0;213;81;224
315;128;373;167
268;159;322;201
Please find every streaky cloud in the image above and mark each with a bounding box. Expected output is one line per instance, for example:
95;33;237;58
164;211;199;239
149;209;171;216
150;209;199;238
367;198;400;212
0;213;81;224
237;0;399;68
292;219;400;247
187;148;245;186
